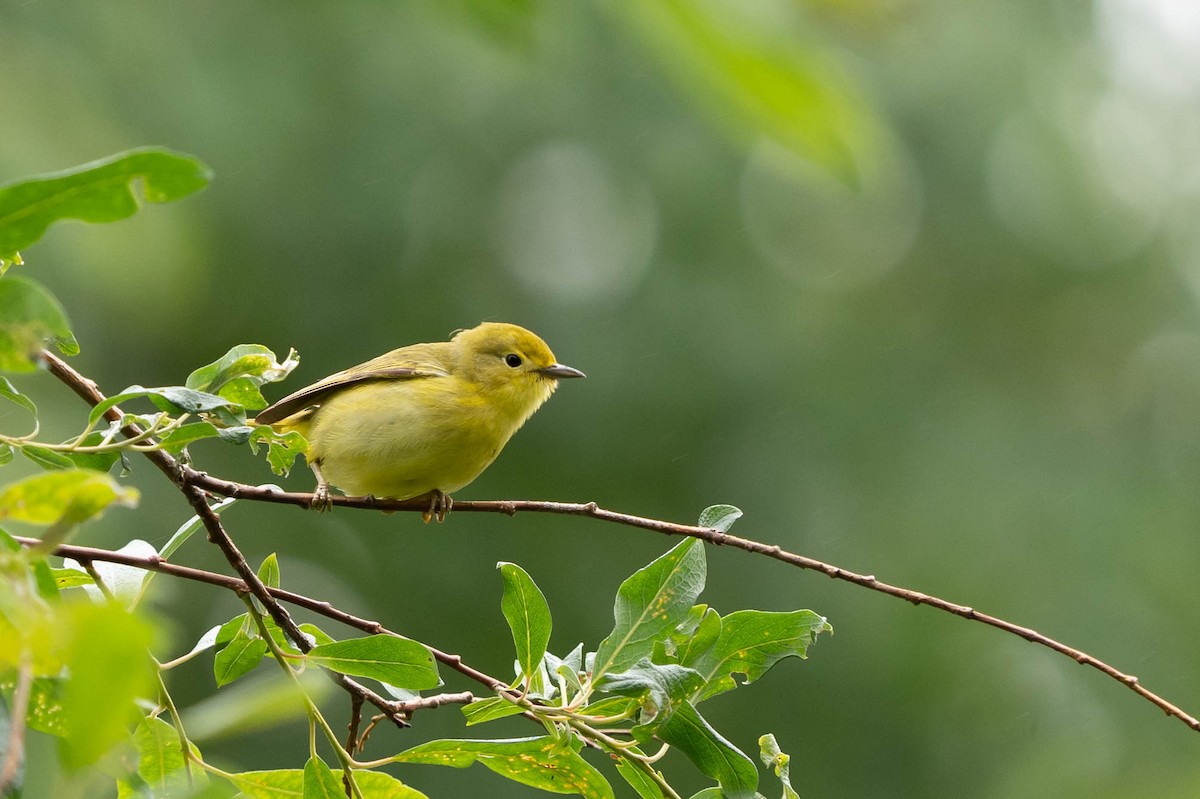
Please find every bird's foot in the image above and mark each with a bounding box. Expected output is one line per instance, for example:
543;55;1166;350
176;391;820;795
421;490;452;524
310;482;333;512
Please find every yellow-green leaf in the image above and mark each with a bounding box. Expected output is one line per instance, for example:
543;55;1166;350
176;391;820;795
59;602;156;769
394;736;614;798
306;634;440;690
0;147;211;262
0;276;77;372
230;768;427;798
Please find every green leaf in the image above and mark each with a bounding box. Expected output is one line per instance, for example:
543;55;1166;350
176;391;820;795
688;790;723;799
59;602;156;769
214;628;268;687
610;2;879;184
592;538;706;681
577;696;639;719
0;469;138;551
231;768;427;798
18;444;75;471
129;715;206;793
158;421;224;453
0;443;12;466
682;610;831;703
302;755;342;799
186;345;300;413
215;613;252;647
47;431;122;473
461;696;526;726
0;675;67;739
615;757;667;799
248;426;308;476
595;658;705;738
0;276;78;372
758;734;799;799
561;642;584;674
0;147;211;262
497;561;552;686
0;376;37;432
87;385;241;428
298;623;335;649
306;634;440;690
250;616;311;657
257;553;280;589
0;467;136;523
698;504;742;533
670;606;721;665
657;703;757;799
29;559;60;600
394;736;614;798
549;648;585;697
48;567;94;590
14;676;66;737
218;425;255;445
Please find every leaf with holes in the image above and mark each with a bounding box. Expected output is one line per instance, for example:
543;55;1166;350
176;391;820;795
0;147;211;262
187;344;299;412
681;609;831;703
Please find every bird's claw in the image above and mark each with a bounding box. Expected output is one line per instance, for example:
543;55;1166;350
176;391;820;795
310;482;333;512
421;490;452;524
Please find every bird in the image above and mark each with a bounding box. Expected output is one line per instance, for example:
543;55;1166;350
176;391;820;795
254;322;584;520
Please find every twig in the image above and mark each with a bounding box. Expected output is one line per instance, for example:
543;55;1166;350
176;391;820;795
38;351;409;732
345;695;364;757
12;536;512;706
393;691;474;715
163;479;1200;732
37;350;1200;733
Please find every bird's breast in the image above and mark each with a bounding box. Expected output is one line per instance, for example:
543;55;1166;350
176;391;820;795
304;378;515;499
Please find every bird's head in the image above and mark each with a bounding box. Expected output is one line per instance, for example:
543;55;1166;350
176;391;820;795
454;322;584;420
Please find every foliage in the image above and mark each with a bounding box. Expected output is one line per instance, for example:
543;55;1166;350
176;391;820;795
0;152;828;799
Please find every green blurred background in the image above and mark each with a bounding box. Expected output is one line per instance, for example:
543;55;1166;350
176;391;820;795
5;0;1200;796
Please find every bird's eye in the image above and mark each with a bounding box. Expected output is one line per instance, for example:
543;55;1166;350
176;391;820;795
504;354;523;368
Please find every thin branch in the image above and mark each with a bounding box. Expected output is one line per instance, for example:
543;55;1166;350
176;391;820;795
393;692;475;715
37;350;1200;733
38;351;409;732
13;536;512;704
165;478;1200;732
343;695;365;799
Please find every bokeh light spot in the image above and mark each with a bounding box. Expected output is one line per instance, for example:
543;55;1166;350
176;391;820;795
491;142;657;304
738;137;922;292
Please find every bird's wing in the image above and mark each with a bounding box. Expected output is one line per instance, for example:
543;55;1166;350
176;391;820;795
255;343;451;425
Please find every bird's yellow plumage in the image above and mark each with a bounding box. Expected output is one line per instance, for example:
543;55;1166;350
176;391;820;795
255;323;584;518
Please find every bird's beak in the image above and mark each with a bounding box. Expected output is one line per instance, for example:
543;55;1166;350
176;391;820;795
538;363;586;379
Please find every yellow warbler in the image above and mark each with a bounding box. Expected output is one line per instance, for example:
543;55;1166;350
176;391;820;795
255;322;584;519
